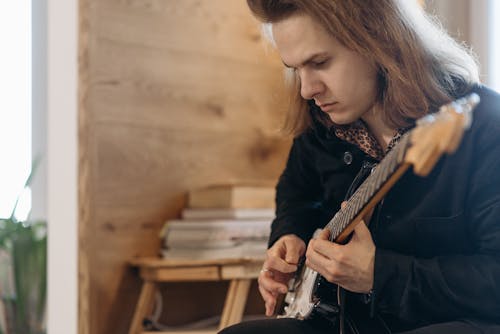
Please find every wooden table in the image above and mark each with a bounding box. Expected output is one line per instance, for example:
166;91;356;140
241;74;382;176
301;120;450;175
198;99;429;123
128;257;264;334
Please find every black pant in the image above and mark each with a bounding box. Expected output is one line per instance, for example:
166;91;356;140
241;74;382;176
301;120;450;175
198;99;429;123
219;318;499;334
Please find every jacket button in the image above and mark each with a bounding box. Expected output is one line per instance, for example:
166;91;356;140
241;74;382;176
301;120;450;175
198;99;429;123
343;151;353;165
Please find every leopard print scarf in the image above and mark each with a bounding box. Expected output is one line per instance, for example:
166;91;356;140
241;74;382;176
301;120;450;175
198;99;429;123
333;120;406;161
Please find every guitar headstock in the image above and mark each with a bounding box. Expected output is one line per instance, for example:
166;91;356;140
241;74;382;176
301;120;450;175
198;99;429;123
405;93;480;176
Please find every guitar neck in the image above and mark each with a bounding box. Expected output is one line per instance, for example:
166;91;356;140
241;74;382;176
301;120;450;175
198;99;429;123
326;133;412;243
326;92;481;242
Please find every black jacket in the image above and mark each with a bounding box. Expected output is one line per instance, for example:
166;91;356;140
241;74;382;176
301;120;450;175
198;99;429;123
269;85;500;331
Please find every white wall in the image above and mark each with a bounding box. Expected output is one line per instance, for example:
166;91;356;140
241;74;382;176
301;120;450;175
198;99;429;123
426;0;491;84
468;0;490;84
46;0;78;332
32;0;47;221
425;0;471;41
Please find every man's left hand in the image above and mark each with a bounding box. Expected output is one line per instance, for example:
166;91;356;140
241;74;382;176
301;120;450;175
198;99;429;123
305;220;375;293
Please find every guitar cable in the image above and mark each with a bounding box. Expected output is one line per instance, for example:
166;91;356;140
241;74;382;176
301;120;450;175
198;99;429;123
337;287;361;334
337;286;346;334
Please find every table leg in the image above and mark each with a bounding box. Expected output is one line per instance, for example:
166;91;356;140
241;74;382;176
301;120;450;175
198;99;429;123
218;279;251;330
129;281;156;334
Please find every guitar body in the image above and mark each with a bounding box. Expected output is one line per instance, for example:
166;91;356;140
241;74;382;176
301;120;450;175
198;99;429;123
280;265;393;333
279;260;340;326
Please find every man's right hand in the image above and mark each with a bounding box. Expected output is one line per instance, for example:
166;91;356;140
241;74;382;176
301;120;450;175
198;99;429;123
258;234;306;316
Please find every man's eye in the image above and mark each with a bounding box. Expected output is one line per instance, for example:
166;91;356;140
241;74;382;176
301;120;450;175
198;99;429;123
312;60;328;67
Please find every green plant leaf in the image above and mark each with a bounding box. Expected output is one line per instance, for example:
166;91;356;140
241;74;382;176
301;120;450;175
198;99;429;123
9;157;41;222
1;158;47;333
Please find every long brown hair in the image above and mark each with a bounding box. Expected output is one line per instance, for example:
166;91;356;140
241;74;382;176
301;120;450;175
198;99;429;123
247;0;479;136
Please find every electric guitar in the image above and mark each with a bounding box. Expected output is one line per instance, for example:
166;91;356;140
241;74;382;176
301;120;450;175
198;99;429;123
276;93;481;323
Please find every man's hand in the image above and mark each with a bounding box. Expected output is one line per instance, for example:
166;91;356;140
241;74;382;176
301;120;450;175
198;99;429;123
305;221;375;293
258;234;306;316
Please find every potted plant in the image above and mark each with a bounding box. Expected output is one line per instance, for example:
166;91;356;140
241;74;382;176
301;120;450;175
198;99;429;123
0;168;47;334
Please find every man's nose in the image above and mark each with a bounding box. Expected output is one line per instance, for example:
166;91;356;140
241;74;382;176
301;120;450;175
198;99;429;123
299;70;323;100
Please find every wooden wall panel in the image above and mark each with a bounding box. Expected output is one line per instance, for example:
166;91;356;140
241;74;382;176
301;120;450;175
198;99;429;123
79;1;290;334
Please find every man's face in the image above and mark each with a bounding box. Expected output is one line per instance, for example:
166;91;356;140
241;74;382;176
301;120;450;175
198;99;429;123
272;14;379;125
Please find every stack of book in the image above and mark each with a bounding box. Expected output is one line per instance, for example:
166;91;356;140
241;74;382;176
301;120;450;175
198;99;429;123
160;184;276;261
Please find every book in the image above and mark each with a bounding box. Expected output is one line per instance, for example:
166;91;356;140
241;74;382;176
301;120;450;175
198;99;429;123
161;219;271;249
187;184;275;209
181;208;275;220
160;241;267;261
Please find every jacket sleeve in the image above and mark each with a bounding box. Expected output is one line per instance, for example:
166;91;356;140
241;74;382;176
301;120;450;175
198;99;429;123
372;95;500;325
268;134;326;247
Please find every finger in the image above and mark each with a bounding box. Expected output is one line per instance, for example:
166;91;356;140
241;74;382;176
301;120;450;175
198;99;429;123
306;240;334;270
258;284;277;316
284;240;305;265
353;219;372;240
258;273;288;295
273;270;294;286
316;228;330;240
258;282;275;302
260;267;273;278
265;253;298;273
265;301;275;316
306;251;341;283
266;236;306;273
265;298;276;317
341;201;348;209
260;260;293;286
310;238;339;259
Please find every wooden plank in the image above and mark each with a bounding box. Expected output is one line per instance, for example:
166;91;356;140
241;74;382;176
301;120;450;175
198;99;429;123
91;124;290;208
220;263;262;280
87;38;286;133
87;0;287;133
92;0;277;65
141;266;221;282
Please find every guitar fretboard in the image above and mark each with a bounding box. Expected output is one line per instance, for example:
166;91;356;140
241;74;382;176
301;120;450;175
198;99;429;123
326;133;411;241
